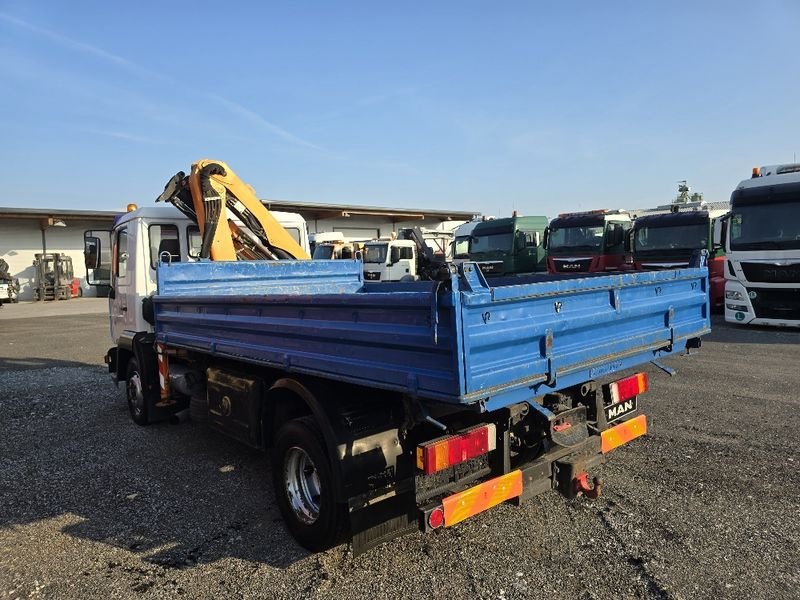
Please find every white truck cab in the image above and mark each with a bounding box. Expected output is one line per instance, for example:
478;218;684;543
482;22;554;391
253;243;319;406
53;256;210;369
723;164;800;327
363;239;418;282
86;205;309;343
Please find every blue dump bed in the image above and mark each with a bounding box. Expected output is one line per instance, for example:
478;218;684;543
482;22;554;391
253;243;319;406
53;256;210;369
154;259;710;412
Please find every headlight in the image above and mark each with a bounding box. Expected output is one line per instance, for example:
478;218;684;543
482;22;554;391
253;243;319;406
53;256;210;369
725;290;743;300
726;303;748;312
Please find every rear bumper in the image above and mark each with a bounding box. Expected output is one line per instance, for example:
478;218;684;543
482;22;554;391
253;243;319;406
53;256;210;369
420;414;647;531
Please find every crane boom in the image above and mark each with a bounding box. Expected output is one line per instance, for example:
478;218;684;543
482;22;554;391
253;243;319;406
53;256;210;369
156;159;310;261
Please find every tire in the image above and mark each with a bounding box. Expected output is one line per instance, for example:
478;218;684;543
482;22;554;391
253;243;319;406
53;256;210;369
189;392;209;423
272;416;347;551
126;357;150;426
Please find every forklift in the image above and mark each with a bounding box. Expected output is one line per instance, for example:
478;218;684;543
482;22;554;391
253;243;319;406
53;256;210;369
32;253;81;301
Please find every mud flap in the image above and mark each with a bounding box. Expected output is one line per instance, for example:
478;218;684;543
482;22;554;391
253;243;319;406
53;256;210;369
349;492;418;556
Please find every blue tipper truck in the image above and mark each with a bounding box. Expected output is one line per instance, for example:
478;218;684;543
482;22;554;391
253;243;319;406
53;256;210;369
110;250;710;554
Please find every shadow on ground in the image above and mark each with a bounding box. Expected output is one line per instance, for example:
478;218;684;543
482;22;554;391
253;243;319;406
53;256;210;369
0;363;313;570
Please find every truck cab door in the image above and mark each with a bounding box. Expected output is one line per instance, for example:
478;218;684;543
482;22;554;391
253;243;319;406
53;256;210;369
388;245;416;281
110;226;133;342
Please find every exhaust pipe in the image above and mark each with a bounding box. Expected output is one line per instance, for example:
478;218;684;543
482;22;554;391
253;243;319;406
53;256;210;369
170;408;191;425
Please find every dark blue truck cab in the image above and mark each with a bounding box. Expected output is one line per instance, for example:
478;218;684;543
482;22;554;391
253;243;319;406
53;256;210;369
111;256;710;553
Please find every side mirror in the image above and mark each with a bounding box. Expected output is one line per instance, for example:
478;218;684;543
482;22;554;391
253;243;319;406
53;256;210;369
611;225;625;247
516;231;527;252
712;215;729;251
624;229;634;252
542;227;550;250
84;237;101;270
390;247;400;265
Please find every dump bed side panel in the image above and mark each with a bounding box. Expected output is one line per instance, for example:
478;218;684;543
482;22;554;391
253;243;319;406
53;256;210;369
153;260;710;411
456;264;710;410
154;261;460;400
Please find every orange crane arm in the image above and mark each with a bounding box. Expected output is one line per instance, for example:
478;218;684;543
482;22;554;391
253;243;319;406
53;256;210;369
158;159;310;261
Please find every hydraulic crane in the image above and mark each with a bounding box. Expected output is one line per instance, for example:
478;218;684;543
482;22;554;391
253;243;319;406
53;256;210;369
156;159;310;261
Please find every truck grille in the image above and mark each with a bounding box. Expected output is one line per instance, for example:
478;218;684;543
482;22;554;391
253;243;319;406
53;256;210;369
551;258;593;273
747;287;800;320
741;262;800;284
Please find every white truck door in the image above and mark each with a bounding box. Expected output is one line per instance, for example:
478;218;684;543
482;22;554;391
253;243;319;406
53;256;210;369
110;226;134;342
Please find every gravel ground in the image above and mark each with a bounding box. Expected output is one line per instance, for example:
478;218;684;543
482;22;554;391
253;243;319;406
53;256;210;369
1;313;798;599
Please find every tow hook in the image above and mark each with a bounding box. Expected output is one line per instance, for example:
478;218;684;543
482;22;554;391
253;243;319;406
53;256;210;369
574;472;602;499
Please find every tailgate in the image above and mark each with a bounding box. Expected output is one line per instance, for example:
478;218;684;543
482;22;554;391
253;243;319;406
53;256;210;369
455;263;710;410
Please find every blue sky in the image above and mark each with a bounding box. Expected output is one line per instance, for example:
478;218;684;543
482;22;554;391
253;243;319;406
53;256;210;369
1;1;799;217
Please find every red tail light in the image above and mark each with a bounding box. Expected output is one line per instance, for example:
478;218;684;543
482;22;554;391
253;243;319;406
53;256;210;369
416;424;496;475
427;507;445;529
608;372;648;404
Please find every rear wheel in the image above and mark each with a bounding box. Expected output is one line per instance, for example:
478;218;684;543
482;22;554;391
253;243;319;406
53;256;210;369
272;416;346;551
126;357;149;426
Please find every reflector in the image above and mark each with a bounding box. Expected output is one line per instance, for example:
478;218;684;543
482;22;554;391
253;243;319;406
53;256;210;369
442;470;523;526
428;507;445;529
601;414;647;453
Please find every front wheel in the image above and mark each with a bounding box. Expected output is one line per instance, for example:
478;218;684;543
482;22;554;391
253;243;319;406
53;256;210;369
272;416;346;551
126;357;149;426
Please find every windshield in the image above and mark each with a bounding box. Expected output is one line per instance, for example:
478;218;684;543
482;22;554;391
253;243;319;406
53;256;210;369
363;243;388;264
634;223;709;252
469;232;513;254
453;236;470;258
730;201;800;250
548;226;604;251
312;245;335;259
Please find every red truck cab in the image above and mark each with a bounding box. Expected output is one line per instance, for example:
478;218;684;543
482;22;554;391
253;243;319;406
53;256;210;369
545;210;631;274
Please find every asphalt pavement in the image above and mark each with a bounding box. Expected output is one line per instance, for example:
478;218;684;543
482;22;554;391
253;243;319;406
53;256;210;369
0;310;798;599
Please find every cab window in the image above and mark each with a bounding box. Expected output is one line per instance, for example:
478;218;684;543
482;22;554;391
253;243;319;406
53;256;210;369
149;224;181;268
187;225;202;258
114;228;129;278
284;227;302;245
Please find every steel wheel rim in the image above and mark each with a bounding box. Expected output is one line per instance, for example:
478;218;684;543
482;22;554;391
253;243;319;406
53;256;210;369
284;446;321;524
127;372;144;417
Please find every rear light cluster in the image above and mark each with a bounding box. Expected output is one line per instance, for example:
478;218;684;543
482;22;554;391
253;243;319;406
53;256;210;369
608;372;648;404
416;424;496;475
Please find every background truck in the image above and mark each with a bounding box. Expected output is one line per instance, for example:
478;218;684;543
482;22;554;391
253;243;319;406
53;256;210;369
722;164;800;327
311;233;364;261
94;167;711;555
628;200;729;311
464;215;548;276
545;209;630;273
362;227;449;282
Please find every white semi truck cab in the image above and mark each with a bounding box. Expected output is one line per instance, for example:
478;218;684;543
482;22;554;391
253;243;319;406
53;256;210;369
362;239;418;281
362;228;451;282
723;164;800;327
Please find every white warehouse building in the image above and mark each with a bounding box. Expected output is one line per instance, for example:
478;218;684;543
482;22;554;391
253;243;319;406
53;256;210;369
0;201;477;301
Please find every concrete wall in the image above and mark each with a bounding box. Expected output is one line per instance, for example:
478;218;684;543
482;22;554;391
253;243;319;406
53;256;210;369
0;218;114;301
